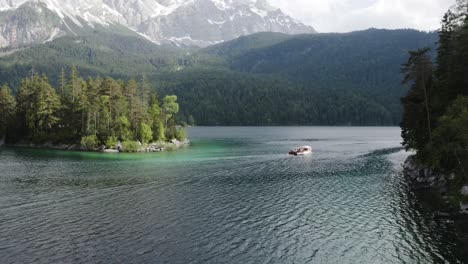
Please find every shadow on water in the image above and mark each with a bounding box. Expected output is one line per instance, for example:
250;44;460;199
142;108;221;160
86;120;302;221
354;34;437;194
358;147;405;157
0;127;465;264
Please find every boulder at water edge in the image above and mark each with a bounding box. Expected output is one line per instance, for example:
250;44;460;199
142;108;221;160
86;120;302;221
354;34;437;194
461;186;468;196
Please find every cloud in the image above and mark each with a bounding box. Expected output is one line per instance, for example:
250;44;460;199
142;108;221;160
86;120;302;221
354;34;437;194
268;0;456;32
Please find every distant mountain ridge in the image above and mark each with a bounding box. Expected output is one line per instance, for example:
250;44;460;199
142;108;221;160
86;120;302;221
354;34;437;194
0;28;437;126
204;29;438;86
0;0;315;47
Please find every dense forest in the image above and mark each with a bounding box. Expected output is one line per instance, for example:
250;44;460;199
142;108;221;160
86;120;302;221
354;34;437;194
0;67;185;151
0;28;436;126
401;0;468;191
158;69;395;126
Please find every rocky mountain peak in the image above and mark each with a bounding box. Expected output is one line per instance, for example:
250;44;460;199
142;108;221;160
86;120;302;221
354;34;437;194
0;0;316;47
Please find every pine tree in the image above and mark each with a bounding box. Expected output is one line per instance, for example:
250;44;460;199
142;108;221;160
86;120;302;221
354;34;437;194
149;93;164;140
162;95;179;138
401;48;434;157
125;79;148;136
139;122;153;144
139;75;151;106
17;74;61;141
59;68;66;97
0;84;16;137
101;77;128;138
401;1;468;177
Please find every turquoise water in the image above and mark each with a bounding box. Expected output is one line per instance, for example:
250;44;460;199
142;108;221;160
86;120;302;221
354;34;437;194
0;127;462;263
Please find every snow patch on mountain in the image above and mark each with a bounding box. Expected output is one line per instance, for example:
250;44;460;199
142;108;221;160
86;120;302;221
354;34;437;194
0;0;316;47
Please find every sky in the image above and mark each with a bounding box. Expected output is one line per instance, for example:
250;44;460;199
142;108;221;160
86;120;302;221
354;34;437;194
268;0;456;33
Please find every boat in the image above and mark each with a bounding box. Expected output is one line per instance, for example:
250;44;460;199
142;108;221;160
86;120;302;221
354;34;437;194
289;146;313;156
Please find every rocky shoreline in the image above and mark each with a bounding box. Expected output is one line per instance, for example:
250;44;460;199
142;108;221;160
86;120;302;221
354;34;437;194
403;155;468;215
2;139;190;153
403;155;468;261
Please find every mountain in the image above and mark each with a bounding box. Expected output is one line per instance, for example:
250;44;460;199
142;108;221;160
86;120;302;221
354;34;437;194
201;29;438;122
204;29;437;86
0;0;315;47
0;28;437;126
188;29;438;124
0;26;195;89
0;1;65;48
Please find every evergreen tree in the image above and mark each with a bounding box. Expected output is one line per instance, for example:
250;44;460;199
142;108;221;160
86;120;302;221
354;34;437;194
125;79;148;136
102;77;127;136
1;67;182;147
401;1;468;178
16;74;61;141
139;75;151;106
401;49;434;154
162;95;179;138
58;68;66;97
149;93;164;140
432;96;468;177
85;77;101;136
58;66;88;140
0;84;16;137
139;122;153;144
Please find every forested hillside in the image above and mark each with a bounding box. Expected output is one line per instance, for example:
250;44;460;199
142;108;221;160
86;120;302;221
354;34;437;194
0;28;438;126
158;69;395;126
205;29;437;89
184;29;437;125
0;25;211;89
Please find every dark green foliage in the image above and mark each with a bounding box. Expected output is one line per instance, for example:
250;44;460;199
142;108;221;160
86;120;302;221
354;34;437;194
105;136;118;149
0;28;438;126
139;122;153;144
203;29;437;92
16;74;61;142
401;48;434;155
0;84;16;136
121;141;140;152
80;135;99;150
158;69;394;126
175;128;187;141
205;32;293;57
401;2;468;179
4;68;181;146
0;26;204;89
432;96;468;177
200;29;437;124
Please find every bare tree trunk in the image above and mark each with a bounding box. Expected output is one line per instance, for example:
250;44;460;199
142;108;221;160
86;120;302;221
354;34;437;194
420;64;432;144
454;150;467;180
422;84;432;143
94;112;97;136
165;117;168;139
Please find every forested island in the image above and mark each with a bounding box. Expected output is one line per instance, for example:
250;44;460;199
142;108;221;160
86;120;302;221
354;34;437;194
0;67;188;152
401;1;468;255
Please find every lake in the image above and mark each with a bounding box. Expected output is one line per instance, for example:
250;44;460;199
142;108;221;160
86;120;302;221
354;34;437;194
0;127;463;263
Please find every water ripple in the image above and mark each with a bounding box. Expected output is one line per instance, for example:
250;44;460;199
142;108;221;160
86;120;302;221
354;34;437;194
0;127;464;263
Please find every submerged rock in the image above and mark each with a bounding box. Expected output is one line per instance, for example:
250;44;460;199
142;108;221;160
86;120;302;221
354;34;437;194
403;155;449;195
461;186;468;196
117;141;123;151
460;203;468;214
97;145;106;152
145;143;163;152
450;173;456;181
171;139;181;146
103;149;119;153
434;211;452;219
